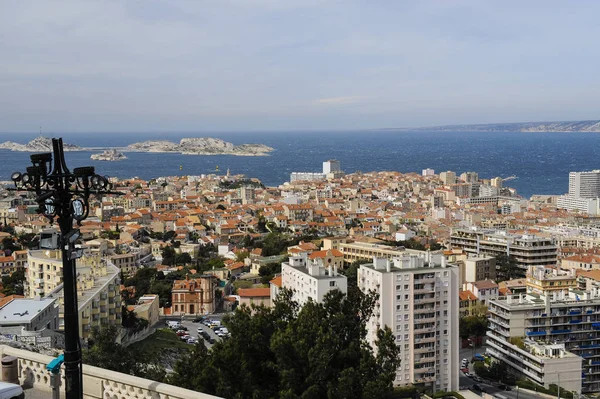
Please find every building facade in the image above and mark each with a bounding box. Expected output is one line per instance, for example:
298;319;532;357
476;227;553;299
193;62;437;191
171;276;216;316
281;253;347;306
450;228;558;269
358;256;459;392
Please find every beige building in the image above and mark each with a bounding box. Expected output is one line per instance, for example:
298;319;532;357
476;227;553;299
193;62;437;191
461;255;496;284
561;254;600;271
110;253;139;277
133;294;160;327
27;250;121;339
237;288;271;308
171;276;216;316
336;239;443;266
358;256;459;392
439;171;457;185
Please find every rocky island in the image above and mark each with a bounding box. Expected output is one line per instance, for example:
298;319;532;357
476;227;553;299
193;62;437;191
91;149;127;161
126;137;274;156
0;136;82;151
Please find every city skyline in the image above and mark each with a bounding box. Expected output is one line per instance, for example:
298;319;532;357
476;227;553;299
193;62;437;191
2;1;600;132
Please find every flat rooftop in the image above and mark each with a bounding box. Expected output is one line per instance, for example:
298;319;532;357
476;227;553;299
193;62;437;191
0;298;56;324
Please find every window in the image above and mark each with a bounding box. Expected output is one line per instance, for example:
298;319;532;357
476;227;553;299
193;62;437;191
443;271;448;277
404;334;409;340
404;275;409;280
443;329;448;335
396;285;401;290
396;295;402;300
404;284;409;290
404;304;409;310
404;314;409;320
404;324;409;331
329;281;336;287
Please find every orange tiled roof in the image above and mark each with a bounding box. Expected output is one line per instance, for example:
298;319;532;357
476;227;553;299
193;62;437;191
237;288;271;297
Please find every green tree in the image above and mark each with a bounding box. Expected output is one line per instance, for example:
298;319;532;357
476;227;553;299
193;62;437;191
495;253;525;282
1;237;18;253
175;252;192;266
169;288;401;398
161;245;176;265
84;325;165;380
258;262;281;285
1;269;25;296
459;315;489;340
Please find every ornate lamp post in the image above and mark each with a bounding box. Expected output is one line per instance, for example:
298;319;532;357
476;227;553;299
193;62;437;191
9;138;122;399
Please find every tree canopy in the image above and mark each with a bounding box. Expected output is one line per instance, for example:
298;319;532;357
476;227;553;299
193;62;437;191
495;254;525;282
459;315;489;340
83;325;165;381
169;288;401;399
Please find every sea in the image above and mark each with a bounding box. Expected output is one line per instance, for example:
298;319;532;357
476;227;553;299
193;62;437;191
0;130;597;199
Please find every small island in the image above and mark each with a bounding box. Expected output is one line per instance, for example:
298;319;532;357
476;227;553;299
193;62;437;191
0;136;82;152
91;149;128;161
126;137;274;156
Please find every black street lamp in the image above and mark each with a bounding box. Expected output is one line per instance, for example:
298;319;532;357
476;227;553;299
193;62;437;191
9;138;122;399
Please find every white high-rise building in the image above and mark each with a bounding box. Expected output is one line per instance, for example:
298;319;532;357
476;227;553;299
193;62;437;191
422;168;435;177
569;170;600;198
556;170;600;214
281;253;347;306
322;159;341;175
358;256;459;392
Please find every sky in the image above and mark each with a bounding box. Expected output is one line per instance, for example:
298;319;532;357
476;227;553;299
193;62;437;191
1;0;600;133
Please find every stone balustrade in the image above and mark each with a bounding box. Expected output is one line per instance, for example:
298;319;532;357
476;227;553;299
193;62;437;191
0;345;222;399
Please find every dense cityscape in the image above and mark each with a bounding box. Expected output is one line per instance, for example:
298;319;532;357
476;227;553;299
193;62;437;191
2;157;600;398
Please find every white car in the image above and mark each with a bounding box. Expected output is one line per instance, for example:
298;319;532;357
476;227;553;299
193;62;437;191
0;382;23;399
187;337;198;344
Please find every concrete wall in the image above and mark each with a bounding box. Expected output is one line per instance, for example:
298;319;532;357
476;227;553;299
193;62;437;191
0;345;223;399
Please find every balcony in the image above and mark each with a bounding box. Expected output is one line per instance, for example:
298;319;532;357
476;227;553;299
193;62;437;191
415;277;435;284
414;288;434;295
414;307;436;314
414;346;435;354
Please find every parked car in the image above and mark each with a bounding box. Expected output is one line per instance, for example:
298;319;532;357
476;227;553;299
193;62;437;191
472;376;483;383
187;337;198;344
176;330;187;336
471;384;484;393
0;382;23;399
192;317;205;323
464;372;472;378
208;337;215;344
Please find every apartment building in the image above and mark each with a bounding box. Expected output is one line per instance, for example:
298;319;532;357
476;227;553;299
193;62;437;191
556;170;600;214
27;250;121;339
280;253;347;306
449;228;557;269
439;171;457;185
569;170;600;198
335;239;443;266
358;256;459;392
486;291;590;393
461;255;496;283
110;253;139;277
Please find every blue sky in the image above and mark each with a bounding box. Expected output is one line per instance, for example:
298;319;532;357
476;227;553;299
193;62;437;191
1;0;599;132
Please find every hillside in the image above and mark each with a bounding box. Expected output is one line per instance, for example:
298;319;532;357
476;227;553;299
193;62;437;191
394;120;600;133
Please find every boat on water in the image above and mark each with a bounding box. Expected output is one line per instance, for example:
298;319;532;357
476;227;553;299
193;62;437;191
90;149;128;161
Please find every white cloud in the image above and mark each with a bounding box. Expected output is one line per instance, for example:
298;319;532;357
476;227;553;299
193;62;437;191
314;96;367;106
